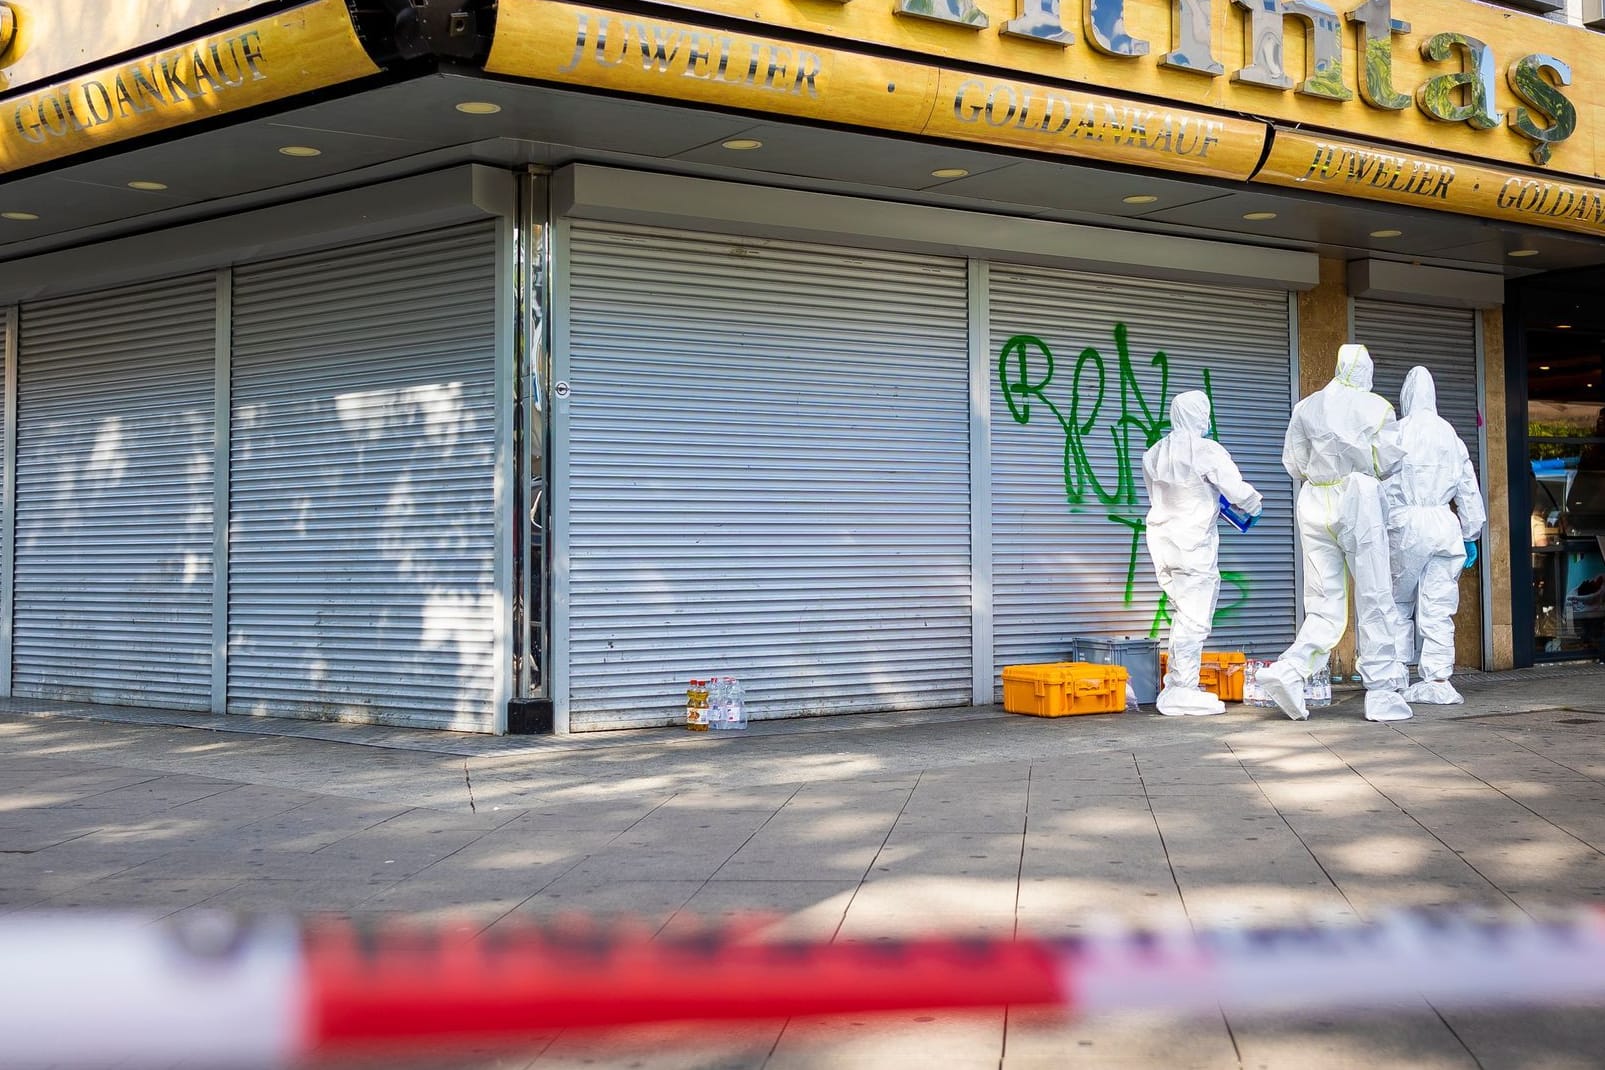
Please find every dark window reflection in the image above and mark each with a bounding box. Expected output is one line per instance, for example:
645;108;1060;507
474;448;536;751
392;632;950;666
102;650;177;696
1529;326;1605;657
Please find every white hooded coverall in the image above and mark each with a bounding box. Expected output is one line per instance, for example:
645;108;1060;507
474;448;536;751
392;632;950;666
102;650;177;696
1257;344;1413;723
1142;392;1263;716
1385;366;1486;705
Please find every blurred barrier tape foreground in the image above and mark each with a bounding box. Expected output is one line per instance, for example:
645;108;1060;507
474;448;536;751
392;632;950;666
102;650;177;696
2;908;1604;1067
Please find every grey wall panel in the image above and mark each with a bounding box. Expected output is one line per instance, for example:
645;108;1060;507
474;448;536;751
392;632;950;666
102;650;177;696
227;223;499;730
13;276;217;708
1354;300;1481;477
989;265;1297;679
565;221;973;730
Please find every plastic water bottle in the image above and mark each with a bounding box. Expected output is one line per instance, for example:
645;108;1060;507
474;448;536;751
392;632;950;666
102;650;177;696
1304;665;1332;708
1244;660;1276;707
709;676;748;730
707;677;728;730
685;679;709;731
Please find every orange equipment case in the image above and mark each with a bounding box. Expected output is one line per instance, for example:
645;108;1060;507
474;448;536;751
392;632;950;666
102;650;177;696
1158;651;1247;703
1001;662;1128;717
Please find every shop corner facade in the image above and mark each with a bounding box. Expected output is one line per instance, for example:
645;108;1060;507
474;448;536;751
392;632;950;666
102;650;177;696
0;0;1590;733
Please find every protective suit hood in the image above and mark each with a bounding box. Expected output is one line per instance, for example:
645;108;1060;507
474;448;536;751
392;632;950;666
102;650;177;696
1143;390;1262;553
1400;365;1437;418
1170;391;1212;437
1335;344;1374;391
1282;344;1404;486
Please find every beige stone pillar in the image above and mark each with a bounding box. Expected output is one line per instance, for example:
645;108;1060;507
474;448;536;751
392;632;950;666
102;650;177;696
1476;307;1514;670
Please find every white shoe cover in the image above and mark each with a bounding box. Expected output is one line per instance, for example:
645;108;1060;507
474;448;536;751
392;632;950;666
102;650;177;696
1365;690;1413;722
1156;687;1225;717
1402;679;1463;705
1256;661;1309;721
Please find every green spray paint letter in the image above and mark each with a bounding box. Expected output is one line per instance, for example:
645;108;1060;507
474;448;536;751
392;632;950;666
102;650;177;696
999;325;1239;635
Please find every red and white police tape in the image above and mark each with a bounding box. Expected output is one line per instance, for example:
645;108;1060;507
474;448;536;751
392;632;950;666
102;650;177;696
2;908;1604;1066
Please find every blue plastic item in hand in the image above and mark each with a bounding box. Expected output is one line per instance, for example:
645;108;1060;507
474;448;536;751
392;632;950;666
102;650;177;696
1219;495;1259;533
1463;540;1478;569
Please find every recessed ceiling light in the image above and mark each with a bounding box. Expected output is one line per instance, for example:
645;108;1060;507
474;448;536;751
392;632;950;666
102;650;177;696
1369;228;1402;238
930;168;969;179
278;145;322;158
1;211;38;221
1122;194;1159;205
1242;211;1278;221
455;101;502;115
1556;324;1573;330
1540;365;1552;370
1509;248;1540;257
721;138;763;151
127;180;168;191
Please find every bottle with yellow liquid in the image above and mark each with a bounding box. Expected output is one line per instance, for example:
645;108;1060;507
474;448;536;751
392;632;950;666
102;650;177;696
685;679;709;731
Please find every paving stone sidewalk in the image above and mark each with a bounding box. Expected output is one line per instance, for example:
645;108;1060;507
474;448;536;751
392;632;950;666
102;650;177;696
3;665;1605;1069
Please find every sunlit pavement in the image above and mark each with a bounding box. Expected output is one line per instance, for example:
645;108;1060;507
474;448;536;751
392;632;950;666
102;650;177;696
3;664;1605;1069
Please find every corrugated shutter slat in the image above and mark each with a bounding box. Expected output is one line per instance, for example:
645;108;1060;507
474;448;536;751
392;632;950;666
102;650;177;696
566;221;973;730
227;224;499;730
13;275;217;709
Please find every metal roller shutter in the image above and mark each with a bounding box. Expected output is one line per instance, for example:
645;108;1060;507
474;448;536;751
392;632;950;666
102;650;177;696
228;223;498;730
565;221;973;729
13;276;217;708
1353;300;1481;474
1;308;10;688
989;264;1296;679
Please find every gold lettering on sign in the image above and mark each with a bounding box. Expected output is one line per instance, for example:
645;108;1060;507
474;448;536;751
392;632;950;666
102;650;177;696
1496;176;1605;225
950;78;1222;158
10;31;267;144
1295;141;1455;199
0;0;379;175
855;0;1585;165
557;12;822;98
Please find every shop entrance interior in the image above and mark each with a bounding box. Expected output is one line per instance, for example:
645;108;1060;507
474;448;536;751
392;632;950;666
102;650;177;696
1518;267;1605;663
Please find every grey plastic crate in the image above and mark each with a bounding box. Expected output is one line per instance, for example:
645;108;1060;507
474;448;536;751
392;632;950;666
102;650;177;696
1069;637;1160;705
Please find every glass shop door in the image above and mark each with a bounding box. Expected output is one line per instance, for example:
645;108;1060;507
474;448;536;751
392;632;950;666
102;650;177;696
1527;325;1605;660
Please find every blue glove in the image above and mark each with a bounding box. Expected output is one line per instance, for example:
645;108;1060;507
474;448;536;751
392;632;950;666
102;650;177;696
1218;495;1258;532
1463;540;1478;569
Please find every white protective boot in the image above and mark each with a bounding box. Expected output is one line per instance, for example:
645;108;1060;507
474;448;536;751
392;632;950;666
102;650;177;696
1402;679;1463;704
1365;689;1413;722
1156;687;1226;717
1255;660;1309;721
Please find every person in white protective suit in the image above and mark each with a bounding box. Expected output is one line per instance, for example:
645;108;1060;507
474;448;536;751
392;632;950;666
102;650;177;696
1255;344;1414;722
1385;366;1486;705
1142;391;1263;716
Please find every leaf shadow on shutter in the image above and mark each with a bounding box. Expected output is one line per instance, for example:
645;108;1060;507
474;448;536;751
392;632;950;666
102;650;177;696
227;223;499;730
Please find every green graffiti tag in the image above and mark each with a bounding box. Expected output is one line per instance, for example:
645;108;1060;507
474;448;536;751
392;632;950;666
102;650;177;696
999;324;1170;513
999;325;1245;635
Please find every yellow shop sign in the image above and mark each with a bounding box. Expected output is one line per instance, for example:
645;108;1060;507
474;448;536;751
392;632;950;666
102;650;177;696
0;0;378;173
1257;128;1605;239
489;1;1267;180
642;0;1598;178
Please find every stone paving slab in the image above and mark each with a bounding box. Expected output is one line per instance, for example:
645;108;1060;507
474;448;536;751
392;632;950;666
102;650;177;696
2;665;1605;1067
